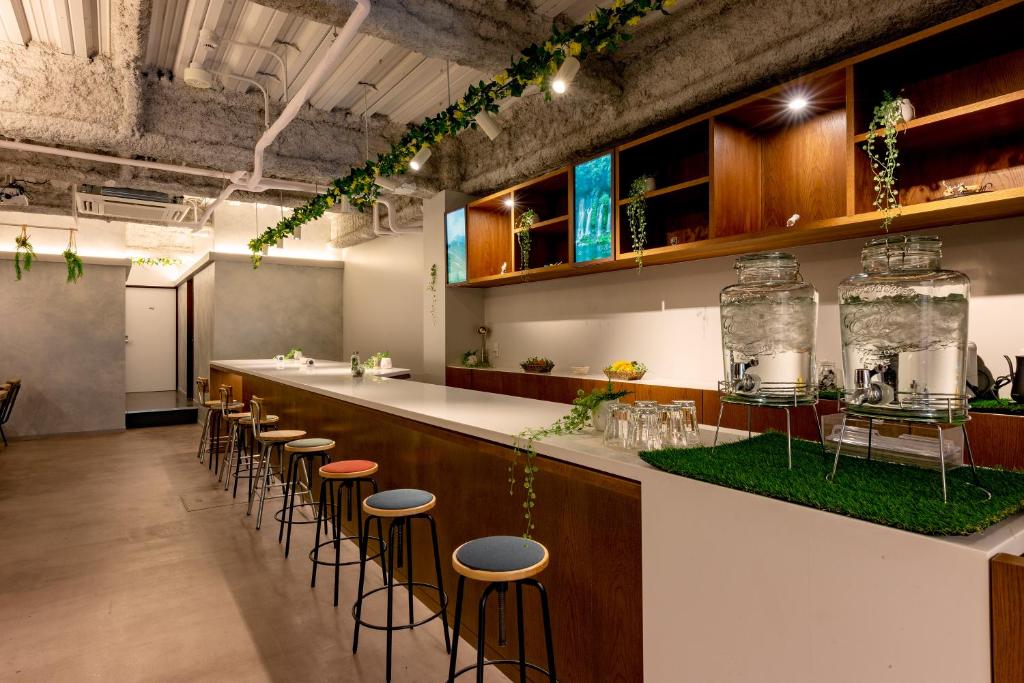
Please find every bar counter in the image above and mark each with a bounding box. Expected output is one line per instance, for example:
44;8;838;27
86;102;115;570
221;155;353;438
211;359;1024;682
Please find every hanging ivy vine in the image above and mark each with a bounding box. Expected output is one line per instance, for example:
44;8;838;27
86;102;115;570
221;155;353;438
131;256;182;267
247;0;678;267
516;208;537;273
863;91;903;232
13;226;34;281
63;230;83;283
626;176;649;268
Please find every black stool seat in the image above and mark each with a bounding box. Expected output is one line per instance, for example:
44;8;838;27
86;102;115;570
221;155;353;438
455;536;547;579
364;489;435;516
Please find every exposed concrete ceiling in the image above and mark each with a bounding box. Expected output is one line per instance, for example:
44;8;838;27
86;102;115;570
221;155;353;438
0;0;1002;247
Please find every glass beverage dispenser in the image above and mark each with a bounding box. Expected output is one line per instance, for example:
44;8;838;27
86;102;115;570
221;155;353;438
720;253;818;405
838;235;970;421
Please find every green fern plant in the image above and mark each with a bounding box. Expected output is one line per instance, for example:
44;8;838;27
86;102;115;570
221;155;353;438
63;249;84;283
626;176;649;268
13;228;34;281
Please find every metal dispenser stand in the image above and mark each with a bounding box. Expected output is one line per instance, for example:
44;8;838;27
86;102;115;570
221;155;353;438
712;380;826;469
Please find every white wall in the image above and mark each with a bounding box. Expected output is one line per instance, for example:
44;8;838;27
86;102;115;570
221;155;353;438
483;217;1024;390
342;233;426;376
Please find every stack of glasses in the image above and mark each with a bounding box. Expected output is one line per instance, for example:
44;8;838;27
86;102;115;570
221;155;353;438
603;400;701;451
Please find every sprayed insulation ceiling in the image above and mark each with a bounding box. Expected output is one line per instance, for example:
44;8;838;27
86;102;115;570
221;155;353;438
0;0;110;56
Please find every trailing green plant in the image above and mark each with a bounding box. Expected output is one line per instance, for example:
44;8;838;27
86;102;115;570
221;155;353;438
515;209;537;273
284;346;303;360
63;229;83;283
364;351;390;369
131;256;182;267
510;381;629;537
13;226;34;281
427;263;438;324
626;176;649;267
247;0;679;266
863;91;903;231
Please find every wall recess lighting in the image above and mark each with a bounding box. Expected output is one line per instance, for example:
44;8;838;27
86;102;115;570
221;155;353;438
503;197;514;209
409;146;432;171
474;110;502;140
551;56;580;94
788;96;809;112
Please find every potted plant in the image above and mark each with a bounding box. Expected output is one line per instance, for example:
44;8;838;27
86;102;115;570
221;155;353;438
626;177;649;268
284;346;303;360
580;380;631;431
604;360;647;381
520;356;555;373
461;349;480;368
863;91;910;231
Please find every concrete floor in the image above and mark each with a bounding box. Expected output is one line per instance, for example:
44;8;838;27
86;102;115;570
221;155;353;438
0;424;506;682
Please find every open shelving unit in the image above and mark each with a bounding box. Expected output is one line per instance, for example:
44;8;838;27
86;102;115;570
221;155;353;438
450;0;1024;288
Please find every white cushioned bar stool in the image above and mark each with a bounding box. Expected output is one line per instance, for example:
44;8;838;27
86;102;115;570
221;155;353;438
310;459;386;606
278;437;335;558
447;536;556;682
352;489;451;683
247;398;307;530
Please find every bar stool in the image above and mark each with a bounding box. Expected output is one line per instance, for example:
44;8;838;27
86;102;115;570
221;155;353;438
279;437;335;558
352;488;451;683
195;378;240;465
0;378;20;447
310;459;386;606
222;398;280;497
247;401;307;529
215;386;251;478
447;536;556;682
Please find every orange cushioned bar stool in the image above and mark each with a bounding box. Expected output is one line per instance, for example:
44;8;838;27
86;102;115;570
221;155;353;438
447;536;556;682
352;489;450;683
278;437;335;558
222;397;280;497
310;459;387;607
194;377;241;465
247;399;307;530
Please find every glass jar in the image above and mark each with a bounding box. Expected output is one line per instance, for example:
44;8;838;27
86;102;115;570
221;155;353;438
839;235;970;421
720;252;818;405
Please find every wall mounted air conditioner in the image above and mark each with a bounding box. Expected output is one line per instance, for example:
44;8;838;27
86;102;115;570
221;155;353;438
77;185;189;222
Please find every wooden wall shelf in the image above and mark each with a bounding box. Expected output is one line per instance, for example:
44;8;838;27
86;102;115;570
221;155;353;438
448;0;1024;288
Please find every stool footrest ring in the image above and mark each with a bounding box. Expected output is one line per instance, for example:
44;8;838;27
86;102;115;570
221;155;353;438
272;501;321;525
450;659;554;681
350;582;448;631
308;536;386;567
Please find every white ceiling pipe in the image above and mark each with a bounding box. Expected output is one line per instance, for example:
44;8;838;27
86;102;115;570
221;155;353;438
373;197;423;236
246;0;371;191
220;72;271;128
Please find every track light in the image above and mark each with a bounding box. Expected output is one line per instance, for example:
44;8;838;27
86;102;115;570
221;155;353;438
551;56;580;94
474;110;502;140
409;146;431;171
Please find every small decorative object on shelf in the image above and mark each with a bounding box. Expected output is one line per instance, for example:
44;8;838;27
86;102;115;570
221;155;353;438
817;360;838;392
284;346;303;360
570;365;590;374
477;325;491;365
897;96;916;123
643;176;657;193
785;213;801;228
274;354;286;369
626;176;649;268
350;351;364;377
520;356;555;373
941;180;993;199
364;351;390;369
461;349;480;368
863;91;905;231
13;225;34;281
303;357;315;368
604;360;647;381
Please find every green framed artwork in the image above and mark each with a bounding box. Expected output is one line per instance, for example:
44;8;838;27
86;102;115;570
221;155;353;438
574;153;613;263
446;208;468;284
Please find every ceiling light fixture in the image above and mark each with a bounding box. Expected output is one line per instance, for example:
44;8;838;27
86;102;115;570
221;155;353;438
503;197;514;209
474;110;502;140
409;146;431;171
551;56;580;94
787;96;809;112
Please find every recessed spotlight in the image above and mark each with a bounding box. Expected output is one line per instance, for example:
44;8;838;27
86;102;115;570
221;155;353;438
788;97;808;112
503;197;514;208
409;146;431;171
551;56;580;95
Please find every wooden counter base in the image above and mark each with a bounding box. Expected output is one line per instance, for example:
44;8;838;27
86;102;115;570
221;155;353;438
212;367;643;682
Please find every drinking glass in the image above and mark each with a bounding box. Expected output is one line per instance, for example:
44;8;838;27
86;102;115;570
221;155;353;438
672;399;701;446
603;403;632;449
626;405;662;450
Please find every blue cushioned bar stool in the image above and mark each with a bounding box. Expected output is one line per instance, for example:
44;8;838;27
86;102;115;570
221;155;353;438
447;536;556;682
310;459;386;606
279;437;335;557
352;488;451;682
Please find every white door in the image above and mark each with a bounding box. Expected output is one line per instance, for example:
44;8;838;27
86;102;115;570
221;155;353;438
126;287;177;392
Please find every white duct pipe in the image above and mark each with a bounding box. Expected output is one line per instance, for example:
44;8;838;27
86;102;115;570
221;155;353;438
373;197;423;236
246;0;371;191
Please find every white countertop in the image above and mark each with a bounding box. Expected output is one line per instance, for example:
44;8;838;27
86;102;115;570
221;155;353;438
213;358;710;482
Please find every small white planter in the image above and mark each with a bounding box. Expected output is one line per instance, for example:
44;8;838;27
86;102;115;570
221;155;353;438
380;357;393;370
592;399;619;432
898;98;916;123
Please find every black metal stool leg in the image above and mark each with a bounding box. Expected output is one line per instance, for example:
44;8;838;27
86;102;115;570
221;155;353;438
278;451;294;543
311;478;327;588
352;514;374;654
385;519;398;682
531;579;557;683
371;479;386;584
515;581;527;683
406;518;415;624
284;455;305;557
447;576;466;682
333;481;342;607
427;514;451;653
476;584;495;683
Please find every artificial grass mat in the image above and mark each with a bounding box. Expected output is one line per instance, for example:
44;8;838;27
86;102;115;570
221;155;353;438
639;432;1024;536
969;398;1024;414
